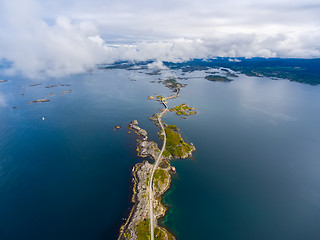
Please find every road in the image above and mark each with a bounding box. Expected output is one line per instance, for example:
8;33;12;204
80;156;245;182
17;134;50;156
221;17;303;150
149;100;168;240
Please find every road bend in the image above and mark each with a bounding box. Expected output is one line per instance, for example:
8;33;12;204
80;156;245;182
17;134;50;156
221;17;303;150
149;100;168;240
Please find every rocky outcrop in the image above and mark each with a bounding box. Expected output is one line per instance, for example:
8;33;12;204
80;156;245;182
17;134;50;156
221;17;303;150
119;161;152;240
129;120;148;140
119;91;195;240
118;122;175;240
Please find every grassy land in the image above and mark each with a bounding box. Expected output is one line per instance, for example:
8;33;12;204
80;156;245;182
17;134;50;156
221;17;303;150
165;127;193;158
162;149;171;158
154;169;167;191
167;125;180;131
170;104;197;116
156;95;164;100
155;228;167;240
136;219;151;240
154;169;166;184
123;229;132;239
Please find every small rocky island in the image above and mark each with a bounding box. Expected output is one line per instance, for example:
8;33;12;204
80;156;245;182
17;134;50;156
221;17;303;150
205;75;233;82
27;99;50;104
169;104;197;117
118;81;196;240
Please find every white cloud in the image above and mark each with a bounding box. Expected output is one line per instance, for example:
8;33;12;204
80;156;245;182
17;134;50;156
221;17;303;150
147;60;168;70
0;0;319;78
0;0;108;78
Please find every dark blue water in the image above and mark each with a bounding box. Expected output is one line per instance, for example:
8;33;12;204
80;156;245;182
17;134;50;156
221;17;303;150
0;70;171;240
1;69;320;239
162;75;320;240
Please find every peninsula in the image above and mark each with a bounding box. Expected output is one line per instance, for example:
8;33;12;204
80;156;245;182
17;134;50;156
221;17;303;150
118;83;196;240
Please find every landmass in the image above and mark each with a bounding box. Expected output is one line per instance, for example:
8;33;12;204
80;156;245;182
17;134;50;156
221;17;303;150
3;81;74;108
118;84;195;240
103;58;320;85
159;78;186;91
146;70;161;75
45;85;59;88
27;99;50;104
170;104;197;116
29;83;42;87
165;58;320;85
205;75;233;82
61;90;72;95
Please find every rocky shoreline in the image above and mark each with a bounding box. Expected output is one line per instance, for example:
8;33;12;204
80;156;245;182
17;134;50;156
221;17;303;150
118;120;176;240
118;82;196;239
118;116;195;240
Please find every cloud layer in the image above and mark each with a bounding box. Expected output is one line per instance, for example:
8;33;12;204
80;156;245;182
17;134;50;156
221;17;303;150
0;0;319;78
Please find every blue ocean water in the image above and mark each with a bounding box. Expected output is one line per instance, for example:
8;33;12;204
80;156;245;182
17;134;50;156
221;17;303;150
0;70;170;239
1;69;320;239
162;75;320;240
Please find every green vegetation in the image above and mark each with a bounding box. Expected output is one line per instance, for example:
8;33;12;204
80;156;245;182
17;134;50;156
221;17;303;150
100;58;320;85
165;127;193;158
155;228;167;240
170;104;197;116
167;125;180;131
159;160;170;168
181;65;209;72
236;65;320;85
231;66;310;81
136;219;150;240
145;177;149;186
123;229;132;239
154;169;166;184
161;78;186;90
162;150;171;158
205;75;233;82
156;95;164;100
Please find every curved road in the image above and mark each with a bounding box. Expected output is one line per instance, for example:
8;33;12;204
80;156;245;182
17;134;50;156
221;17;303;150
149;100;169;240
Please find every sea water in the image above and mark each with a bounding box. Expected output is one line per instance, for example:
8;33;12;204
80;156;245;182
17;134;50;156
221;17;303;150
1;69;320;239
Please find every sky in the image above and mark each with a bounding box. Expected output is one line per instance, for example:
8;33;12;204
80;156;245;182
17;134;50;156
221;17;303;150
0;0;320;78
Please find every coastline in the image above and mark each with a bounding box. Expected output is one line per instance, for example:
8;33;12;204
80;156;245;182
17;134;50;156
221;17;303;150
157;171;179;239
158;180;177;239
118;162;142;238
118;87;196;240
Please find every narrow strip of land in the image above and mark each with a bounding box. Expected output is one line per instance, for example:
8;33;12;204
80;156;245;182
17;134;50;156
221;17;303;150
149;100;169;240
118;82;196;240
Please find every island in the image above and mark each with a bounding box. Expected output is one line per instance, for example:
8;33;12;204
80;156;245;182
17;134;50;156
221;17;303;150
170;104;197;116
29;83;42;87
27;99;50;104
118;83;196;240
45;85;58;88
205;75;233;82
61;90;72;95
